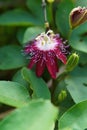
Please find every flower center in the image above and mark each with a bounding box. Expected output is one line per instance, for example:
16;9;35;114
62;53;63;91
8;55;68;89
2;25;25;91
36;30;57;51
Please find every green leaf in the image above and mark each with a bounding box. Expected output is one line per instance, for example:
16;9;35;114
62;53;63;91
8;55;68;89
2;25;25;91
65;67;87;103
56;0;74;38
17;27;44;45
0;81;30;107
22;67;51;100
79;52;87;65
69;22;87;53
23;27;44;44
75;0;87;7
53;81;74;118
26;0;44;24
12;69;29;88
59;100;87;130
0;9;40;26
0;100;58;130
17;27;27;45
0;45;27;70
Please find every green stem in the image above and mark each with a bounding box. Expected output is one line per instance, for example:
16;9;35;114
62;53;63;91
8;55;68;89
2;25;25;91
49;3;54;25
50;79;58;104
42;0;50;31
51;72;68;105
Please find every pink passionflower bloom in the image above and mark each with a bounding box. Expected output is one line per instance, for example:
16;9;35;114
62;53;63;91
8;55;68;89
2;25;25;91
24;30;69;79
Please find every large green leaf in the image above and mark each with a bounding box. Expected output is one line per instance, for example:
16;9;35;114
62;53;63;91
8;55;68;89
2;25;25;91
0;45;27;70
23;27;44;44
17;27;27;45
26;0;43;24
0;81;30;107
12;69;29;88
56;0;74;38
22;67;51;100
17;27;44;45
0;100;58;130
59;100;87;130
65;67;87;103
79;52;87;65
69;22;87;53
0;9;40;26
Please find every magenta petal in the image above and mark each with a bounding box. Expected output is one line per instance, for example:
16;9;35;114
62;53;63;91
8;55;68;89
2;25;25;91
24;45;33;54
28;57;37;69
24;44;37;54
54;49;67;64
45;52;58;79
36;59;45;77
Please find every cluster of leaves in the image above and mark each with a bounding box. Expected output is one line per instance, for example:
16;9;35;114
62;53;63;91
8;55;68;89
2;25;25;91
0;0;87;130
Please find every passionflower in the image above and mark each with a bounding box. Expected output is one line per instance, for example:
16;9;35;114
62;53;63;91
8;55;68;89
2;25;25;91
24;30;69;79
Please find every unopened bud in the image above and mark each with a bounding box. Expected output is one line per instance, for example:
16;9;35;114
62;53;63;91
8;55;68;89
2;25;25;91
58;90;67;103
66;53;79;72
47;0;54;3
69;6;87;29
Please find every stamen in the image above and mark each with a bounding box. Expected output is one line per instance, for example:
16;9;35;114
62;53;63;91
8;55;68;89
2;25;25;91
46;30;53;35
44;35;49;42
42;41;45;45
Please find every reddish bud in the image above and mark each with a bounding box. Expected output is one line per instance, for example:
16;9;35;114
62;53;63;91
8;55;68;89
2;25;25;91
69;6;87;29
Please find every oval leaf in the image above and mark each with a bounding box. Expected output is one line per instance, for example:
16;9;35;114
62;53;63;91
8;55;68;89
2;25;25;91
0;100;58;130
69;22;87;53
22;67;51;100
23;27;44;44
79;52;87;65
0;81;30;107
0;45;27;70
12;69;29;88
65;67;87;103
17;27;44;45
56;0;74;38
0;9;40;26
59;100;87;130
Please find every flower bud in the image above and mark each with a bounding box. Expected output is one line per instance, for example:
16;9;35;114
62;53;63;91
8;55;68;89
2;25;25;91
66;53;79;72
47;0;54;3
69;6;87;29
58;90;67;103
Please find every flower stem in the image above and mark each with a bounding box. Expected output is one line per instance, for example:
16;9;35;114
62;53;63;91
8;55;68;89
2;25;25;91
42;0;50;31
48;3;54;27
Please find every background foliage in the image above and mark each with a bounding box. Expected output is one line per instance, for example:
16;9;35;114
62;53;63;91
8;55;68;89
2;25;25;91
0;0;87;130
